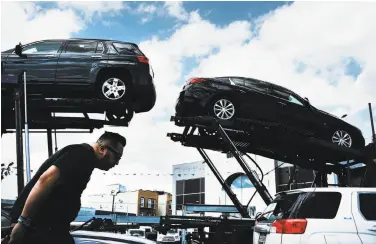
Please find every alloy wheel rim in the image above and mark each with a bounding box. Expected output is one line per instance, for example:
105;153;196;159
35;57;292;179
332;130;352;147
213;99;235;120
102;78;126;100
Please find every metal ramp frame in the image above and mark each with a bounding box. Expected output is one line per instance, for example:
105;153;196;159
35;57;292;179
167;115;275;219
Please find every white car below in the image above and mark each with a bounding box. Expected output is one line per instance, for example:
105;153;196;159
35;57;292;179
157;228;182;243
253;187;376;244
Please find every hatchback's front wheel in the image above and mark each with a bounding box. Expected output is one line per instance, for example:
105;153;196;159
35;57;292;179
332;130;352;148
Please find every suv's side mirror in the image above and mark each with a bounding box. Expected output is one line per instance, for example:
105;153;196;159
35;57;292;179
15;42;27;58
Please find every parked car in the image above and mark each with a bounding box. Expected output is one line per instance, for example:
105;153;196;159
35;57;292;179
157;228;182;243
175;76;365;149
253;187;376;244
1;38;156;121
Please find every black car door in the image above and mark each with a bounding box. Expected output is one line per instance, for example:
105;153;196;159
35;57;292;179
2;40;63;95
232;78;277;122
269;85;324;136
55;40;106;86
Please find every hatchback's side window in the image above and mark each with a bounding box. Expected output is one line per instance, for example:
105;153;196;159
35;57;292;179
243;79;269;93
229;77;245;86
359;193;376;221
22;41;63;54
65;41;98;54
271;87;304;106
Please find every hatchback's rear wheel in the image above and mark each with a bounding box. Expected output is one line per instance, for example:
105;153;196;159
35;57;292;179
212;98;236;120
332;130;352;147
199;97;236;136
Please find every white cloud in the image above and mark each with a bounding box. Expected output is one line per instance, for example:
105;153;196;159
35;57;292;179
164;1;189;21
1;2;84;50
57;1;128;21
136;3;157;14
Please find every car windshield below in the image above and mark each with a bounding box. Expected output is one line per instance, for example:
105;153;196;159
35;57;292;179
129;230;144;236
167;229;178;234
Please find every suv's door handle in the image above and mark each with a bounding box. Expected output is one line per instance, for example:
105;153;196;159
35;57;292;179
91;55;102;58
277;101;287;107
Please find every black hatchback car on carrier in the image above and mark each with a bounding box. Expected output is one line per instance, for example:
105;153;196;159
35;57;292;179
175;76;365;149
1;38;156;121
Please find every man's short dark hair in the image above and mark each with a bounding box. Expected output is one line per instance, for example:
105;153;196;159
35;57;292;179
97;131;126;147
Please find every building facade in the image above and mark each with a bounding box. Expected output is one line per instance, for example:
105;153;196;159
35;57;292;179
83;185;171;216
172;161;206;214
157;191;173;216
172;155;277;216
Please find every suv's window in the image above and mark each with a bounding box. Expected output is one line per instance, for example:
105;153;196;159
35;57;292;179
289;192;342;219
112;43;142;55
96;42;104;53
258;192;342;222
359;193;376;220
65;41;98;54
22;41;63;54
270;87;304;106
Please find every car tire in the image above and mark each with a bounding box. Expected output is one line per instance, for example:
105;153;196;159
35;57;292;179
209;97;236;121
106;107;134;123
97;74;131;102
199;96;236;136
331;129;353;148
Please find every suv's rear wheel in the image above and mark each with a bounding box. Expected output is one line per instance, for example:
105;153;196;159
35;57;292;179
97;74;130;101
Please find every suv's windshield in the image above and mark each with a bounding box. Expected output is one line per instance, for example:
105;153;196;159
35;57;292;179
257;192;301;222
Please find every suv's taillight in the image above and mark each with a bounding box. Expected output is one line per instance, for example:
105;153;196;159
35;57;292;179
138;56;149;64
187;78;205;84
272;219;307;234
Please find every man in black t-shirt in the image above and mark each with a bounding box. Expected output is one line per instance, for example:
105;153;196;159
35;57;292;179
8;131;126;244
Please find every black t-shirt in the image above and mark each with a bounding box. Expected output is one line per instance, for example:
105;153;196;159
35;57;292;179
11;143;97;227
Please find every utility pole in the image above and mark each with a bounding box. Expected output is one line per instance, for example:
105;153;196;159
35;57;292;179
369;103;375;144
14;88;24;194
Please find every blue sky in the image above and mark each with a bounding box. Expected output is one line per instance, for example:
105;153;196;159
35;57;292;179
67;1;289;42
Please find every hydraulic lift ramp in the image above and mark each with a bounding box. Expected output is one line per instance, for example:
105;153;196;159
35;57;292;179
167;115;274;218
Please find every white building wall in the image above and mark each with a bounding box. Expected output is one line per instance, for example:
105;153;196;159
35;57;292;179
157;194;168;216
172;153;276;217
115;191;138;215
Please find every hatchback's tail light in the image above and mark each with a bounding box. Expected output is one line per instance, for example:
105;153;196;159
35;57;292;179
187;78;205;84
272;219;307;234
138;56;149;64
